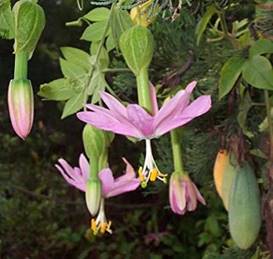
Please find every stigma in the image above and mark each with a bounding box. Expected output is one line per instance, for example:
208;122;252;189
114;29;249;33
138;139;167;187
90;198;112;235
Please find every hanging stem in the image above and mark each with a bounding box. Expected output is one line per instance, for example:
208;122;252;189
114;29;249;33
170;128;184;173
136;67;153;113
14;51;28;80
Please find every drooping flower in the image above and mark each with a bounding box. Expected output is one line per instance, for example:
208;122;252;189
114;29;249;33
8;79;34;140
169;172;206;215
55;154;140;235
77;81;211;185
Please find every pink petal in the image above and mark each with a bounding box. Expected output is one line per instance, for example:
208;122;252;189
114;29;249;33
98;162;140;198
155;95;211;136
100;91;127;117
192;183;206;205
79;153;89;181
127;104;154;138
98;168;115;197
154;82;197;132
114;158;136;183
55;163;86;192
185;181;198;211
169;175;186;215
77;111;143;138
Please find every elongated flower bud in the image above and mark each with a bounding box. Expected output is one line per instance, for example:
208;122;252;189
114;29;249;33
8;79;34;139
85;179;102;216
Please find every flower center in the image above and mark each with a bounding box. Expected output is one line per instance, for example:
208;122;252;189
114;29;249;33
138;139;167;187
90;199;112;235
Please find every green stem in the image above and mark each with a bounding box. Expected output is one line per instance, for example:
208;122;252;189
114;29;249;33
83;2;116;110
218;11;238;48
170;129;184;173
265;90;273;162
136;68;153;113
14;52;28;80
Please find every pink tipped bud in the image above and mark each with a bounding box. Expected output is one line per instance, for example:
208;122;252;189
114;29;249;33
8;79;34;140
169;173;206;215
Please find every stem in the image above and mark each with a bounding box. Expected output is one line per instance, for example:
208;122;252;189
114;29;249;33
170;128;184;173
265;90;273;163
218;10;238;48
14;52;28;80
136;68;153;113
83;2;116;110
102;68;131;73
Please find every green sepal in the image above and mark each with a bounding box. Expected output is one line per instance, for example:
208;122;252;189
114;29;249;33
13;0;45;56
119;25;154;76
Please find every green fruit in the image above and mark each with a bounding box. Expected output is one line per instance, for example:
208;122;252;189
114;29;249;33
228;162;261;249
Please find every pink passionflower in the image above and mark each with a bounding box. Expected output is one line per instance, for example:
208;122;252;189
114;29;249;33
77;81;211;139
77;81;211;185
55;154;140;234
169;173;206;215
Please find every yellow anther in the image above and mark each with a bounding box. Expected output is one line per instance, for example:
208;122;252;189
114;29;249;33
100;222;107;234
91;218;97;234
138;167;145;182
150;168;158;182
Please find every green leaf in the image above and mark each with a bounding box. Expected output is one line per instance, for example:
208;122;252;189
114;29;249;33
242;55;273;90
0;0;14;39
249;39;273;58
88;69;108;103
38;78;75;101
195;5;217;46
90;43;109;68
13;0;45;54
219;56;245;99
84;7;110;22
106;33;115;52
61;92;85;119
60;47;91;72
81;21;109;42
60;58;86;79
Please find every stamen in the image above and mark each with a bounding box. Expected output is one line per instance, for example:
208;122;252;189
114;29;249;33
149;168;158;182
138;167;145;182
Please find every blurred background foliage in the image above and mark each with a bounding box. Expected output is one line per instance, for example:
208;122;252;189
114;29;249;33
0;0;269;258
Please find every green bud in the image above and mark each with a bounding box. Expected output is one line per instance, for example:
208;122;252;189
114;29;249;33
13;0;45;55
119;25;154;76
82;125;114;160
85;179;102;216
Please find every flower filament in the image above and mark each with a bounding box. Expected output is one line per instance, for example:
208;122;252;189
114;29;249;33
138;139;167;187
90;198;112;235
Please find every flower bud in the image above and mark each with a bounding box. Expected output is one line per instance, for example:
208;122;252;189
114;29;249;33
85;179;102;216
119;25;154;76
8;79;34;139
83;125;114;160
